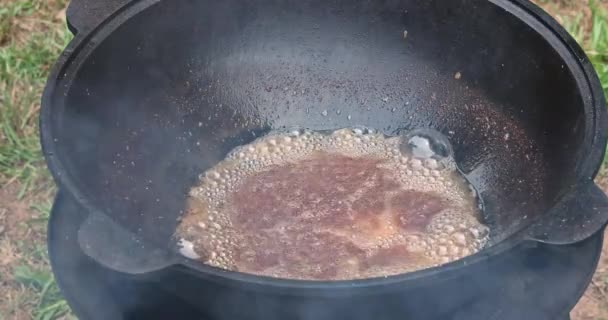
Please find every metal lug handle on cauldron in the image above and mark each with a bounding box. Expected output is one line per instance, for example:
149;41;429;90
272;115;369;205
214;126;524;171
78;211;183;275
527;182;608;245
66;0;131;35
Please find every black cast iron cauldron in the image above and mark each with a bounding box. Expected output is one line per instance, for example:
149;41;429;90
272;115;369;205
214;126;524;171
41;0;608;319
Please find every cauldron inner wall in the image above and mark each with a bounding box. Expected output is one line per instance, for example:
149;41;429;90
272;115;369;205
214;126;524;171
54;0;584;246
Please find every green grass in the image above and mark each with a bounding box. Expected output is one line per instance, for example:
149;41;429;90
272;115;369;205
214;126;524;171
14;265;73;320
11;200;69;320
0;0;38;43
561;0;608;97
560;0;608;162
0;1;71;319
0;1;71;197
588;1;608;98
2;200;69;320
588;0;608;163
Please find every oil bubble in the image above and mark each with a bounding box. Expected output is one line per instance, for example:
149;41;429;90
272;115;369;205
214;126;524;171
400;129;454;165
177;239;200;259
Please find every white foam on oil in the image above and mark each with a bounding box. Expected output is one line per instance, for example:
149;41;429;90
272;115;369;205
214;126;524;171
177;239;200;259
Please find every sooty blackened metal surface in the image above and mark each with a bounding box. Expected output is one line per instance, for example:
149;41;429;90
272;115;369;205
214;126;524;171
49;192;203;320
66;0;129;34
50;191;596;320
